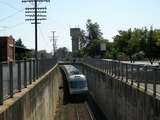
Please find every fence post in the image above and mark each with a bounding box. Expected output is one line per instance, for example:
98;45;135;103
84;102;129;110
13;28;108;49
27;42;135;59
144;66;148;92
24;60;27;88
9;62;13;98
17;61;21;92
106;61;108;73
118;61;120;79
114;61;116;77
33;59;35;82
37;59;40;78
131;64;133;85
109;61;111;74
29;59;32;84
137;66;140;88
108;61;110;74
126;64;128;83
0;62;3;105
121;63;123;81
104;61;106;72
112;61;114;76
153;68;157;96
36;59;39;79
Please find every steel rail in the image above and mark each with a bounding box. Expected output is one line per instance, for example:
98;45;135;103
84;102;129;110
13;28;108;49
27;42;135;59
85;102;95;120
75;104;80;120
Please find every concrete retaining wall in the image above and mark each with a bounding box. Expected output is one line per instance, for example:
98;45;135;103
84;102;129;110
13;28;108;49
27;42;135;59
82;64;160;120
0;64;62;120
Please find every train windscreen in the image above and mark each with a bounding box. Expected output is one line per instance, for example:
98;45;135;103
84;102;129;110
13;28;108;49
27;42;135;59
69;70;81;75
70;81;86;88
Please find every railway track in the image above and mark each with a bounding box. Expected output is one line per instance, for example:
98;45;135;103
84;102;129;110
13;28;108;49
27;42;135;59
75;101;95;120
75;104;80;120
85;102;95;120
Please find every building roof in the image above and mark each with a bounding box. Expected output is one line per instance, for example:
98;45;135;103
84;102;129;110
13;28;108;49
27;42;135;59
15;46;32;53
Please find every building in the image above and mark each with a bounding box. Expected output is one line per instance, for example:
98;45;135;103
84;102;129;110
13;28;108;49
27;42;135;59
15;46;33;60
70;28;81;53
0;36;15;62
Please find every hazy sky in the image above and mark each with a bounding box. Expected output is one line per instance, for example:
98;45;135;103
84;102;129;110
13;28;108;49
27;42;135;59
0;0;160;52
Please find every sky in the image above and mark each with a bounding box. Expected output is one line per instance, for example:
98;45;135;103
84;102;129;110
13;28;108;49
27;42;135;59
0;0;160;52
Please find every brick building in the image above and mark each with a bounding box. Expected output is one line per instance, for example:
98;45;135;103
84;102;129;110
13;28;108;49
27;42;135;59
0;36;15;62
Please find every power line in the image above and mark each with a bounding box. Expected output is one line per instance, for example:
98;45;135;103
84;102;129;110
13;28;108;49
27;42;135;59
0;22;26;32
0;9;24;22
22;0;49;79
8;22;26;29
0;1;18;10
38;25;51;48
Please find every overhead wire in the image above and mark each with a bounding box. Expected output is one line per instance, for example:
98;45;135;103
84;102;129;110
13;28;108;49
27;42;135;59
0;1;18;10
0;1;25;22
38;25;52;49
0;8;24;22
0;0;51;51
0;2;27;31
0;22;26;33
8;22;26;29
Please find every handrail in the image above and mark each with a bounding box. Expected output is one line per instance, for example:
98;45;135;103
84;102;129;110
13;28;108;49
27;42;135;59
0;58;57;105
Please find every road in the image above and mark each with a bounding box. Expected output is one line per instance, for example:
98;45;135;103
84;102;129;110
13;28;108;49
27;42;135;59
103;59;160;66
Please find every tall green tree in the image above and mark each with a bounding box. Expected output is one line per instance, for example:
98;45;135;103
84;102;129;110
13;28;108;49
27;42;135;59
113;27;160;63
144;27;160;64
113;29;133;61
55;47;69;59
113;28;142;62
79;30;87;49
16;38;26;48
86;19;103;47
78;19;105;58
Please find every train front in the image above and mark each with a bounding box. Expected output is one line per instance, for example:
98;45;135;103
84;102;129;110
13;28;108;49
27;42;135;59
69;73;88;95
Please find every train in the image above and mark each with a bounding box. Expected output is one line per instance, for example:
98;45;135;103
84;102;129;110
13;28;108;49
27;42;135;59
62;65;88;95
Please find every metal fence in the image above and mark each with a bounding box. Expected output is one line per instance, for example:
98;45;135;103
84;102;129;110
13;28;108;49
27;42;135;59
0;58;57;105
81;58;160;96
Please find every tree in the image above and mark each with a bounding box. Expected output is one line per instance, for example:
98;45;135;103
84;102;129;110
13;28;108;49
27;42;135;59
79;19;105;57
126;29;141;62
16;38;26;48
113;30;131;53
113;28;145;62
113;29;133;61
113;27;160;63
79;30;87;49
143;27;160;64
55;47;69;59
86;19;103;47
85;39;100;57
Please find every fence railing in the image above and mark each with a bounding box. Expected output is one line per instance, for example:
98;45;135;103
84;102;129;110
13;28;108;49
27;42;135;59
0;58;57;105
81;58;160;96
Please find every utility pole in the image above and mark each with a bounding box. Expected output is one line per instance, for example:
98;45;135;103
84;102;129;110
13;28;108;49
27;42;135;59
34;0;38;79
22;0;49;78
35;0;38;60
50;31;57;56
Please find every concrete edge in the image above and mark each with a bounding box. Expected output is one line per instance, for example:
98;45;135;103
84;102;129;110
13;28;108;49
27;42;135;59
0;63;59;114
81;62;160;100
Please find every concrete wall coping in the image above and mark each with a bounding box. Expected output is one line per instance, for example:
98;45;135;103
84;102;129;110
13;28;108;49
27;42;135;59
82;62;160;100
0;63;59;114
